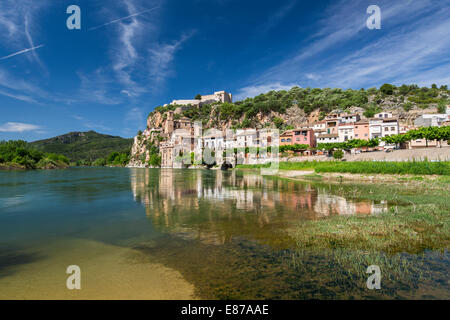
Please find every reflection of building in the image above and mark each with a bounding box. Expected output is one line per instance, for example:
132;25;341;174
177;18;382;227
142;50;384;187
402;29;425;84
313;189;387;217
130;169;389;243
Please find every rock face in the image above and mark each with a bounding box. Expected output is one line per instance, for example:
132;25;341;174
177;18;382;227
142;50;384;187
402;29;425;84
127;128;153;167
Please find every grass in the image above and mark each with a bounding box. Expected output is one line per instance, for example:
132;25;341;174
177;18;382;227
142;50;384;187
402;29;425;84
284;179;449;296
288;204;449;254
237;160;450;175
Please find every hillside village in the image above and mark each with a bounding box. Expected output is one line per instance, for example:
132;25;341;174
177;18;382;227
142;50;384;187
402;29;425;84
129;86;450;168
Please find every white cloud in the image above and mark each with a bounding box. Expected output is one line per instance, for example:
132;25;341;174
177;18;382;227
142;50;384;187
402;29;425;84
305;73;320;81
0;1;48;66
89;6;159;31
0;122;41;132
0;44;44;61
77;70;122;105
235;82;300;100
148;31;196;87
0;89;38;104
249;0;449;88
260;0;296;34
105;0;161;96
87;0;194;96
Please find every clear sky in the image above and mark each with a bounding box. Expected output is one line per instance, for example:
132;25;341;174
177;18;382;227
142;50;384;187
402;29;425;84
0;0;449;141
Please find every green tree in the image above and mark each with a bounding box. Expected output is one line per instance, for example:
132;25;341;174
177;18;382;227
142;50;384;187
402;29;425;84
273;117;284;129
380;83;395;95
437;100;447;114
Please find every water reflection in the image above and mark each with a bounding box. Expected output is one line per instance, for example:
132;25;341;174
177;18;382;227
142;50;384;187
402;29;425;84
130;169;388;246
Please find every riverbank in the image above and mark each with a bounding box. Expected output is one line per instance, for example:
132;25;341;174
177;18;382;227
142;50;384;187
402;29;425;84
237;160;450;175
0;160;69;170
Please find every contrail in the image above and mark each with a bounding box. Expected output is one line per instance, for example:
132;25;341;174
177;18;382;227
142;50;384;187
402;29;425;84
0;44;45;61
88;7;159;31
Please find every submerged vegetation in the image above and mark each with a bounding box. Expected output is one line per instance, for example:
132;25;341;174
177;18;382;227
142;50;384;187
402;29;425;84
0;140;69;169
237;160;450;175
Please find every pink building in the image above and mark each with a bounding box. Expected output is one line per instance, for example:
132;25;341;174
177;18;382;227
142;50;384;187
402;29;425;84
354;121;370;140
280;128;316;148
291;128;317;148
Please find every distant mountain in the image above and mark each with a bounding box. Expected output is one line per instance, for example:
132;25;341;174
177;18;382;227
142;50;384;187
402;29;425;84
30;131;133;162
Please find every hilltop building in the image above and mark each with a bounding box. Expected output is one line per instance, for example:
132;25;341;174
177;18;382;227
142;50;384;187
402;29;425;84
165;91;232;107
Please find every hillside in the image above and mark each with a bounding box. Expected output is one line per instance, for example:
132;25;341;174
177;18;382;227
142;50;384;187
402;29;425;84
31;131;133;162
149;84;449;132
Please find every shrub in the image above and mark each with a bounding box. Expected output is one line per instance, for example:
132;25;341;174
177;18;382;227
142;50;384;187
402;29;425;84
333;150;344;160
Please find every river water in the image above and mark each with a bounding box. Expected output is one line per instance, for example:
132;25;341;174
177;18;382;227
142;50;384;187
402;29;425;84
0;168;448;299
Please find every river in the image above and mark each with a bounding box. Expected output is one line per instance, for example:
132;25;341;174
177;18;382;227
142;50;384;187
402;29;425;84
0;168;448;299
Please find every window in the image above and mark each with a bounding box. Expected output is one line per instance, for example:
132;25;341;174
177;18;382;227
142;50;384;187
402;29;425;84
287;138;291;142
385;127;389;131
391;127;395;131
355;134;359;137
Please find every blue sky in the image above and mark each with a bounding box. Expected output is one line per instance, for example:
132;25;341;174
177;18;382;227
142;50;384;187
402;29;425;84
0;0;449;141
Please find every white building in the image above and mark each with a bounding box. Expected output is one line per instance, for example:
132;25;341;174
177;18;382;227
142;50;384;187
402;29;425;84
166;91;232;107
317;134;339;144
374;112;393;119
235;129;258;148
338;124;355;142
313;121;326;131
369;119;383;139
202;128;224;150
339;113;360;124
381;118;399;137
414;114;449;127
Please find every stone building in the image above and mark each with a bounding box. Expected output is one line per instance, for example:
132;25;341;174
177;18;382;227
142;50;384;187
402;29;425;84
166;90;232;107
